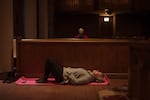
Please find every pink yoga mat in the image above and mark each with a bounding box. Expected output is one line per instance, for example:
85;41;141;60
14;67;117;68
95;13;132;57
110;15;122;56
15;74;110;86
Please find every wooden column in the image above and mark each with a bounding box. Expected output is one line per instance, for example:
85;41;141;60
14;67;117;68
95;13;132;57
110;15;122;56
129;45;150;100
48;0;54;38
37;0;48;38
24;0;37;39
0;0;13;73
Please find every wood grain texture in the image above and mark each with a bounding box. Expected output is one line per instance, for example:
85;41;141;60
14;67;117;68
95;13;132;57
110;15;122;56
16;39;130;75
129;45;150;100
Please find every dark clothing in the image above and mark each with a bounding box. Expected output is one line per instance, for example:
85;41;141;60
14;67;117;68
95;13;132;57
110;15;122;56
42;59;95;85
44;59;63;82
75;34;88;39
38;59;104;85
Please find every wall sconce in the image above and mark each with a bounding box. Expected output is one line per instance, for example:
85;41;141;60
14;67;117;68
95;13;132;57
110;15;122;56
104;8;112;15
104;16;110;22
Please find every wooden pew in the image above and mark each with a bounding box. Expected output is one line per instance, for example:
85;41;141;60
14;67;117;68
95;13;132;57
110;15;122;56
16;38;130;77
129;44;150;100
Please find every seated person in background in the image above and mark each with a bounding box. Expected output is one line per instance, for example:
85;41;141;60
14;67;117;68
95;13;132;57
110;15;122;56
36;58;104;85
74;27;88;39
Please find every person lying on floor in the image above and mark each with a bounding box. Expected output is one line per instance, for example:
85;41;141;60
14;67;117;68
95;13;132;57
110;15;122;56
36;58;104;85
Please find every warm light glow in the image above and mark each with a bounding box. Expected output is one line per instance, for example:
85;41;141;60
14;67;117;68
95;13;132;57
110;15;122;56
104;17;109;22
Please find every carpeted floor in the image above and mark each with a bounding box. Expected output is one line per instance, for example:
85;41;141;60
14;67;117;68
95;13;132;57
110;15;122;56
98;85;129;100
0;79;128;100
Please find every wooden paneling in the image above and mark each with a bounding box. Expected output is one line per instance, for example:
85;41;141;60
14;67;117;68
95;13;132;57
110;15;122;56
24;0;37;39
116;13;150;38
16;39;130;75
129;45;150;100
130;0;150;11
48;0;55;38
54;13;100;38
97;0;129;11
55;0;94;12
116;14;142;36
99;16;113;37
37;0;49;38
13;0;24;38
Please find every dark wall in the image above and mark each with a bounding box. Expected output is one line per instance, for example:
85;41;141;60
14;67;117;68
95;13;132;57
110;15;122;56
54;13;100;38
116;14;142;36
13;0;24;38
141;13;150;38
13;0;150;39
116;13;150;38
99;16;113;38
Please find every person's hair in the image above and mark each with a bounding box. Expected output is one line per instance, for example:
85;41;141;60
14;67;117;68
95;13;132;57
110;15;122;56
78;27;85;30
95;73;104;82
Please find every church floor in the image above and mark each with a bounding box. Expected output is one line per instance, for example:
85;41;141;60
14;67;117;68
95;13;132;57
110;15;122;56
0;79;128;100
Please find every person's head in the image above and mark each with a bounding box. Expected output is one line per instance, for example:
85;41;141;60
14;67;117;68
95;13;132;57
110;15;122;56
92;70;104;82
78;28;85;34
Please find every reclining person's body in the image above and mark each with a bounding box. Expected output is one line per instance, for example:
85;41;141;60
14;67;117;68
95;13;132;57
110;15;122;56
36;58;104;85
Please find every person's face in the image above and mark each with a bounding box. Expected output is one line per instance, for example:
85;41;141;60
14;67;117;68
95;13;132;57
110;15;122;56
79;28;84;34
92;70;103;78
